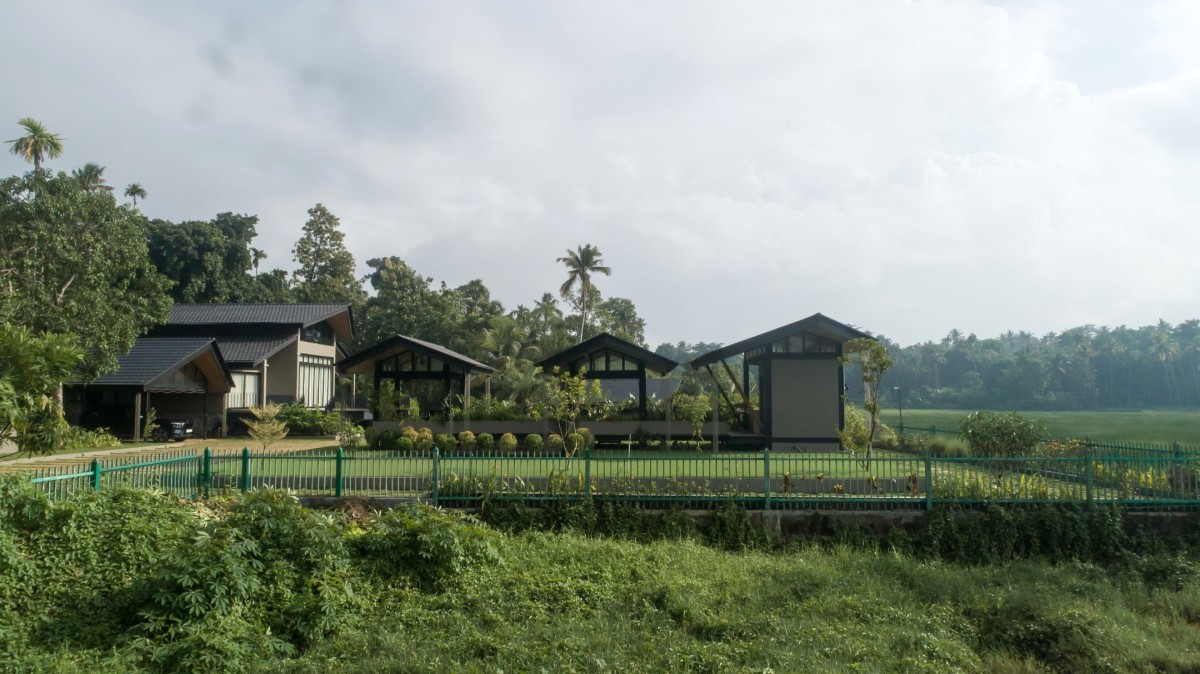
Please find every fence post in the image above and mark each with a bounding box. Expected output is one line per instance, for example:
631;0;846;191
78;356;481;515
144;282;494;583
92;458;102;492
763;447;771;510
240;447;251;493
1085;447;1094;508
335;446;345;498
202;447;212;498
431;446;440;507
924;449;933;511
584;446;591;499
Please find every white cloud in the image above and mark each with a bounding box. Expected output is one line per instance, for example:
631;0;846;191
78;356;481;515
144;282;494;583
2;0;1198;347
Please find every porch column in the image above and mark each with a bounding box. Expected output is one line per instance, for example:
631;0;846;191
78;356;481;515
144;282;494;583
132;391;142;442
463;373;472;427
260;361;269;407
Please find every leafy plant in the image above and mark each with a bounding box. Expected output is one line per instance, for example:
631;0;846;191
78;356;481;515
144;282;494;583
352;503;501;591
435;433;458;452
498;432;518;453
142;407;159;442
457;430;476;451
838;338;894;472
476;432;495;451
958;410;1048;457
245;404;289;450
524;433;544;452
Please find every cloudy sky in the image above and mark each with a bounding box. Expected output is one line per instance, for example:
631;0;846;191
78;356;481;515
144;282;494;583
4;1;1199;348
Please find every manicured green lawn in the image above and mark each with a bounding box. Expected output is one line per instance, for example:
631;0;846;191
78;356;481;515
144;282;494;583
880;408;1200;446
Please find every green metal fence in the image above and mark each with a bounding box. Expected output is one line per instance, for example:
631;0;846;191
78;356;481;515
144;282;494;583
19;442;1200;512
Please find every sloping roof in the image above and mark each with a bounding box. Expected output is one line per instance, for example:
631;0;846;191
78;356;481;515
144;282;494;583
169;303;349;326
87;338;233;392
215;334;296;367
537;333;679;376
166;303;354;343
691;313;873;368
339;334;495;376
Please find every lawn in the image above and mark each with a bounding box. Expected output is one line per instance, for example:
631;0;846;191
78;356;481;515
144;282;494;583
879;408;1200;446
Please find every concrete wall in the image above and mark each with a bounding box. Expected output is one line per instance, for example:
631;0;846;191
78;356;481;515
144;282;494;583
769;359;840;439
266;337;299;401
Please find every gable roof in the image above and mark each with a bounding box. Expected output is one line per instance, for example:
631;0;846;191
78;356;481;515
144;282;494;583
87;338;233;393
216;334;296;367
690;313;873;368
339;334;495;376
168;303;354;341
537;333;679;376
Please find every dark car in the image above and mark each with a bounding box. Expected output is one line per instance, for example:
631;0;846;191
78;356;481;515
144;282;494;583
150;418;194;442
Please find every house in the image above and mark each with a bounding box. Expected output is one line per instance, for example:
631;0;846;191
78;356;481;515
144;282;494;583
690;313;872;451
65;337;233;440
69;303;354;439
535;333;679;420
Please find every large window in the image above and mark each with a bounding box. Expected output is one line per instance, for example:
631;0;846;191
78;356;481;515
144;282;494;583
299;355;335;408
229;371;260;409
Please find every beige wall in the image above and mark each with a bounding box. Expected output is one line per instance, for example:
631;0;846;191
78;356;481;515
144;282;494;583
298;339;337;360
770;359;840;439
266;338;299;400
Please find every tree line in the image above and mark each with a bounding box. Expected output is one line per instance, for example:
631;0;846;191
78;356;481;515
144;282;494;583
882;322;1200;410
1;118;656;415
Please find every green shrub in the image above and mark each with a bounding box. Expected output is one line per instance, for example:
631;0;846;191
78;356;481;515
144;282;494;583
396;436;414;452
275;404;340;436
457;431;476;451
546;433;564;451
476;432;495;451
524;433;544;452
63;425;121;450
958;410;1048;457
352;503;500;591
374;429;399;451
576;427;596;450
434;433;458;452
565;432;584;453
414;428;434;453
498;432;518;453
400;426;419;443
706;502;776;551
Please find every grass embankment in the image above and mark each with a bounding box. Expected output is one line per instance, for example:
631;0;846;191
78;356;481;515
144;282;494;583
5;478;1200;673
879;408;1200;445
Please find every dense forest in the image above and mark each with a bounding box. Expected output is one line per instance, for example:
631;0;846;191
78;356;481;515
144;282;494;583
879;324;1200;411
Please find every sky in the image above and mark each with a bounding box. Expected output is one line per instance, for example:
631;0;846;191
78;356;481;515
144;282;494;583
3;1;1199;349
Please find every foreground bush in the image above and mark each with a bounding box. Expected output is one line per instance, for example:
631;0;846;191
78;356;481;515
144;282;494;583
5;480;1200;673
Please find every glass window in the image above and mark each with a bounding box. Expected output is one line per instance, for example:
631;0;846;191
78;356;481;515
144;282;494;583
299;355;335;408
229;371;260;409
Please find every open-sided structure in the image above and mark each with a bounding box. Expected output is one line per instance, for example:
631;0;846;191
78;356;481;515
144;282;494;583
338;335;495;419
536;333;679;420
691;313;872;451
66;338;233;440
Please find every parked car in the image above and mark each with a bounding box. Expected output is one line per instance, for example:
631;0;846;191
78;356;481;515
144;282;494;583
150;418;194;442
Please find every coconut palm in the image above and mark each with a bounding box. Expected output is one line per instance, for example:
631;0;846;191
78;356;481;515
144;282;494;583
7;117;64;169
556;244;611;343
72;163;113;193
124;183;147;205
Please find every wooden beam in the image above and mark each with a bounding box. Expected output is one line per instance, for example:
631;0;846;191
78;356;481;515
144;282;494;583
700;362;734;410
720;358;748;404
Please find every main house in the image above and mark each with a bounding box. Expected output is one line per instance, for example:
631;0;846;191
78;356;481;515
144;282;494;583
67;303;354;439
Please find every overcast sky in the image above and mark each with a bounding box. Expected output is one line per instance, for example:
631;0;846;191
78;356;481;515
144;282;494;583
4;1;1199;348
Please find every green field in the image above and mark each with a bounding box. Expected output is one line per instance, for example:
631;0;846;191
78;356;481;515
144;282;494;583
879;408;1200;445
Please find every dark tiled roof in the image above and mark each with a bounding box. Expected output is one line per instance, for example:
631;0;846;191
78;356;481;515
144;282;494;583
89;338;221;389
215;335;296;367
691;313;873;368
340;334;495;375
169;303;350;327
537;333;679;375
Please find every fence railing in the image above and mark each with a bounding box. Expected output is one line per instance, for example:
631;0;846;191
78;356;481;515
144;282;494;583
17;443;1200;512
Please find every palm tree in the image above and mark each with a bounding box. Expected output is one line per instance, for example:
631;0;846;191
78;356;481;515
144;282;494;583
250;247;267;275
556;244;611;343
72;163;112;193
7;117;64;169
124;183;147;205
